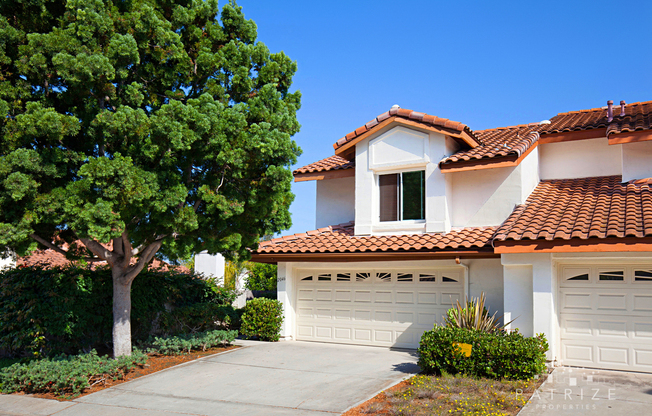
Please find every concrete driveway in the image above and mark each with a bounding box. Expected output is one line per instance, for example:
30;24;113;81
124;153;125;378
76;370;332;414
0;340;420;415
520;367;652;415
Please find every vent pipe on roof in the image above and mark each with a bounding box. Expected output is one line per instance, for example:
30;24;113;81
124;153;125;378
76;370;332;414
391;104;400;110
620;100;626;117
607;100;614;122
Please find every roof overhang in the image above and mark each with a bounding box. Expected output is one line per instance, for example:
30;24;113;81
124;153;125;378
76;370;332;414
608;129;652;145
250;249;498;264
494;237;652;254
539;128;607;144
293;168;355;182
334;117;480;161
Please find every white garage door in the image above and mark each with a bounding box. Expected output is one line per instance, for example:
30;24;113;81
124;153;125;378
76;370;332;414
295;268;464;349
560;265;652;372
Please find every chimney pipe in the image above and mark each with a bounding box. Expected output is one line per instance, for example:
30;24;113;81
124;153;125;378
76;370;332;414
620;100;626;117
607;100;613;122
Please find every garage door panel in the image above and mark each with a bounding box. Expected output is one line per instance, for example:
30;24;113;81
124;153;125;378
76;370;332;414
635;350;652;367
634;322;652;338
596;294;627;311
596;320;628;337
374;290;392;303
441;292;461;305
295;269;463;349
417;292;437;304
633;294;652;311
395;291;415;304
334;290;352;302
598;345;629;366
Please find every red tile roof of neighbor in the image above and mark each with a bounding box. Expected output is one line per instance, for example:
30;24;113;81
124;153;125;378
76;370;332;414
494;176;652;242
256;222;497;254
293;101;652;174
18;243;189;273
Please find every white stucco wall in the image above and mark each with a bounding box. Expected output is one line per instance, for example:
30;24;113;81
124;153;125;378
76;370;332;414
450;149;539;227
315;176;355;228
465;258;504;318
0;254;15;270
194;251;225;284
539;138;622;180
354;125;454;236
502;253;556;361
622;140;652;182
503;265;533;336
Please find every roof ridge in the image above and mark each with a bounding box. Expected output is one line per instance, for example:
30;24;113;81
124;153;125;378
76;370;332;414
258;221;355;246
475;123;541;133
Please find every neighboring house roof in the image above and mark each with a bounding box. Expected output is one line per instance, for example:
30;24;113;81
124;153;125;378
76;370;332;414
251;222;498;262
17;246;189;273
494;175;652;252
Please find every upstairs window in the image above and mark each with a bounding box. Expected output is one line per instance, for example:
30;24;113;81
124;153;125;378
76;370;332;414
379;171;425;221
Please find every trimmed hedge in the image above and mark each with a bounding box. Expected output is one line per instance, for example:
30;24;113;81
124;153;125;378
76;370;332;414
0;349;147;396
0;265;238;357
418;327;548;380
240;298;283;341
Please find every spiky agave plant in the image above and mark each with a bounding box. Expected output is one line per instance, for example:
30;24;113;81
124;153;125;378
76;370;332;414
444;293;515;333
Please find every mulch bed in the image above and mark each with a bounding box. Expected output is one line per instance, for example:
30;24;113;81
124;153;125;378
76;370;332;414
13;345;240;401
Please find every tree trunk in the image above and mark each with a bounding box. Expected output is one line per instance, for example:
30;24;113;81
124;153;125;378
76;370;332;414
112;267;133;357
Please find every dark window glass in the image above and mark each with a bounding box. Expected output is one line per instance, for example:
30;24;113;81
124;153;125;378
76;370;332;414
568;274;589;281
599;271;624;281
379;174;398;221
402;171;425;220
635;270;652;281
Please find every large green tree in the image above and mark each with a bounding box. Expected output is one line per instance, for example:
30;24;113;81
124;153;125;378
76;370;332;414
0;0;301;356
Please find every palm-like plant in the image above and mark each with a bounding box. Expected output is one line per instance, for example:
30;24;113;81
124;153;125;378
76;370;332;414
444;293;515;333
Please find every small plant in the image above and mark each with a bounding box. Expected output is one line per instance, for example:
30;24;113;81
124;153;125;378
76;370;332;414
0;350;147;396
445;293;513;333
240;298;283;342
149;330;238;355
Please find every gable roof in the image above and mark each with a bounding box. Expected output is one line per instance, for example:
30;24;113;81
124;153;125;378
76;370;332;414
332;107;482;159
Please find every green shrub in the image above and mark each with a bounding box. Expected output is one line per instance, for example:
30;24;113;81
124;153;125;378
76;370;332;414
149;330;238;355
418;327;548;380
0;265;235;357
240;298;283;342
0;349;147;396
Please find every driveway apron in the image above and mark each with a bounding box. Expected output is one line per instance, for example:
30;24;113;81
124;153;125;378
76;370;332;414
519;367;652;415
0;341;419;416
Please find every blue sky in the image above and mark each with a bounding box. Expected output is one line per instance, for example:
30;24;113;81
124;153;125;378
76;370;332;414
238;0;652;236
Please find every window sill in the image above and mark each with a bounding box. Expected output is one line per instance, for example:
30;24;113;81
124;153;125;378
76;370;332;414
371;221;427;235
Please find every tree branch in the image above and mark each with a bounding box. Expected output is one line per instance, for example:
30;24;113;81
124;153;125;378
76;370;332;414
29;234;68;257
124;239;163;283
79;238;114;265
121;232;133;269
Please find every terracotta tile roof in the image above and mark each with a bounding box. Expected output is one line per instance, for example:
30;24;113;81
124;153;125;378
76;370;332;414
494;176;652;242
333;106;479;151
293;155;354;175
256;222;497;254
541;100;652;136
17;243;189;273
440;125;541;166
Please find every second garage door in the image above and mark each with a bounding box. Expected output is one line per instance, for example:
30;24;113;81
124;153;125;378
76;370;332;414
560;265;652;372
295;268;464;349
